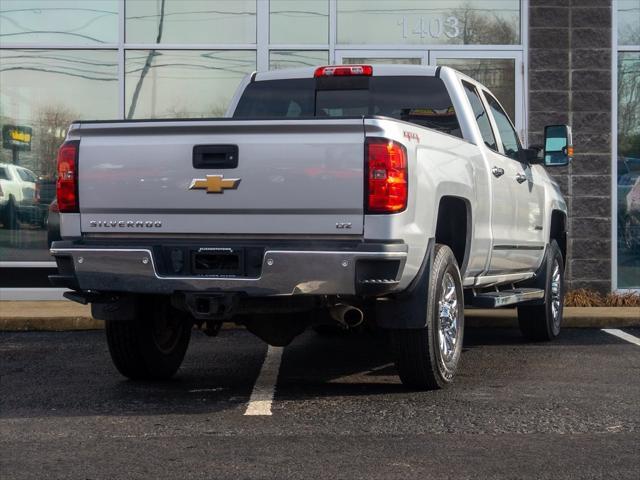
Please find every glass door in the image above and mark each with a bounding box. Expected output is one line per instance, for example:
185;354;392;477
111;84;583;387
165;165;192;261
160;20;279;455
430;51;524;139
335;50;427;65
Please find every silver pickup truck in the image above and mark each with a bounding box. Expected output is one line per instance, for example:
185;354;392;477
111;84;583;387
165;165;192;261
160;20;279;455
51;65;571;390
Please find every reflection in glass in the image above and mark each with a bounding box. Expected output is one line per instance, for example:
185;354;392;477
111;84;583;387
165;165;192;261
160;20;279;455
617;52;640;288
436;58;515;123
270;0;329;44
618;0;640;46
126;0;256;44
270;51;329;70
125;50;255;119
342;57;422;65
0;49;118;260
337;0;520;45
0;0;118;45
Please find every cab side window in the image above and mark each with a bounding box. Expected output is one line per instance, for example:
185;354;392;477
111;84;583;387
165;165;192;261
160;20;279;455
484;92;521;161
461;80;497;151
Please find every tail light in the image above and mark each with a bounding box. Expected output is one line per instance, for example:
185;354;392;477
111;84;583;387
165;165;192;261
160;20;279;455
56;140;79;213
314;65;373;77
366;138;408;213
35;181;41;203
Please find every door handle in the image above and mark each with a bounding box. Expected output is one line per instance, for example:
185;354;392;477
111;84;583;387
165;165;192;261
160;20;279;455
515;173;527;184
492;166;504;178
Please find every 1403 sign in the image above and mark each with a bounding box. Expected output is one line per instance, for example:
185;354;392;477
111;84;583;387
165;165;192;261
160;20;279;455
397;16;461;40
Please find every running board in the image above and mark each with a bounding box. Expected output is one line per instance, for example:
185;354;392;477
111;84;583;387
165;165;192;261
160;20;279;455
470;288;545;308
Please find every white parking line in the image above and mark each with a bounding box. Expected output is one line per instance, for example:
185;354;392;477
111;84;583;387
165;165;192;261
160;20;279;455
602;329;640;346
244;345;284;416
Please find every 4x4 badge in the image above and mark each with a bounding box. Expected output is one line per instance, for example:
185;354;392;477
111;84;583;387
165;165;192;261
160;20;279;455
189;175;241;193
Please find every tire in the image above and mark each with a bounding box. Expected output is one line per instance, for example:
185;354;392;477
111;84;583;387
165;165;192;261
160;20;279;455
105;298;191;380
518;240;564;341
390;244;464;390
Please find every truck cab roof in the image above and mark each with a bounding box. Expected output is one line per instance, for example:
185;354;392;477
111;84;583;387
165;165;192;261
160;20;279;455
255;64;442;81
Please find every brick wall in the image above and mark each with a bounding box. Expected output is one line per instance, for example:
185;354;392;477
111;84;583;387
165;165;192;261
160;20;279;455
529;0;612;292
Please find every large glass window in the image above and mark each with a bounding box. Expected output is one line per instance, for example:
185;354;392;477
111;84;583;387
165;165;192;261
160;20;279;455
618;0;640;46
270;0;329;45
616;52;640;289
125;50;255;118
0;49;118;261
436;58;516;123
0;0;527;292
337;0;520;45
126;0;256;44
342;57;422;65
0;0;118;45
269;50;329;70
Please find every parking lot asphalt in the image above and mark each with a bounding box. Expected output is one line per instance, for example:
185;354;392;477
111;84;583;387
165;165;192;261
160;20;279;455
1;327;639;479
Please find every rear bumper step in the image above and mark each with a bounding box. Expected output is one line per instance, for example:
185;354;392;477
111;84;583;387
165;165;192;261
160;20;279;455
50;244;407;297
471;288;545;308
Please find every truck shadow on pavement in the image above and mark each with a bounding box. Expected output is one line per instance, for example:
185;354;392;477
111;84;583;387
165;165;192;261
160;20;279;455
0;327;626;419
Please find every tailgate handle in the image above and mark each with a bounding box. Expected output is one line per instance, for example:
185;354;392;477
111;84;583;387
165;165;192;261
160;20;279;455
193;145;238;169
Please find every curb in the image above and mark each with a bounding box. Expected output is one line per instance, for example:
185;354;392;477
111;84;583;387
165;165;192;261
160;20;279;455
0;301;102;331
0;301;638;331
465;307;640;328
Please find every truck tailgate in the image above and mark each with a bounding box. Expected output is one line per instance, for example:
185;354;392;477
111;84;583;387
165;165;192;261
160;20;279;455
73;119;365;235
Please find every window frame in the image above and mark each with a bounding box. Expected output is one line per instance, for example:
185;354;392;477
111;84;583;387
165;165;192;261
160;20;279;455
612;0;640;292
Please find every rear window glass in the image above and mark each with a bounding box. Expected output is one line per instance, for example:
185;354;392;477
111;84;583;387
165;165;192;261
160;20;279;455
17;168;37;183
234;76;462;138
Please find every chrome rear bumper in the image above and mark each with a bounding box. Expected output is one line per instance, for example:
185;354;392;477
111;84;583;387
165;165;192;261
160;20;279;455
50;244;407;296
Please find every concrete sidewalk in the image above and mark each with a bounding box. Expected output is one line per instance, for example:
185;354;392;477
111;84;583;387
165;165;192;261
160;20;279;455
0;301;638;331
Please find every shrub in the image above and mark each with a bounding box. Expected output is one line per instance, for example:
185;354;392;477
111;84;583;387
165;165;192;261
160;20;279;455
564;289;640;307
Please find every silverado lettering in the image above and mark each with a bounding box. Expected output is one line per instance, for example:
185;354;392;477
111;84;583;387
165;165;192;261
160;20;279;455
89;220;162;228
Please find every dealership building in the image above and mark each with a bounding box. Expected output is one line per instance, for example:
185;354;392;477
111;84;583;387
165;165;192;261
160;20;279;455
0;0;638;298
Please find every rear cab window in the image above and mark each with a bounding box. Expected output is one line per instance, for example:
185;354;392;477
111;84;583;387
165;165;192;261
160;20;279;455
233;75;462;138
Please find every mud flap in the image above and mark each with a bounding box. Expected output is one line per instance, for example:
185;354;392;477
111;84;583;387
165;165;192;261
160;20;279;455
515;244;550;306
374;239;434;329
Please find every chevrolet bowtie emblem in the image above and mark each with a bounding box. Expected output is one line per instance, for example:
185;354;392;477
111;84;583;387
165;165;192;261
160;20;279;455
188;175;241;193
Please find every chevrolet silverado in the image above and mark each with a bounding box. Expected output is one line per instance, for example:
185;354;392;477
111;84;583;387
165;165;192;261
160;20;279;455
50;65;572;390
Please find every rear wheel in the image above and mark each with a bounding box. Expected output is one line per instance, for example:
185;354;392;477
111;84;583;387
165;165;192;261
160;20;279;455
390;244;464;390
518;240;564;341
105;298;191;380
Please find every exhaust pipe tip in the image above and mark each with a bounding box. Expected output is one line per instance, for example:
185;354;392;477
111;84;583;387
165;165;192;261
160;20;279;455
330;304;364;328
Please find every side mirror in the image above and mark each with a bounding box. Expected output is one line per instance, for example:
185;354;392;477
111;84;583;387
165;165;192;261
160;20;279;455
543;124;573;167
